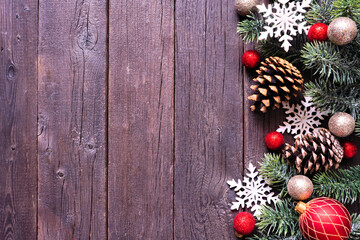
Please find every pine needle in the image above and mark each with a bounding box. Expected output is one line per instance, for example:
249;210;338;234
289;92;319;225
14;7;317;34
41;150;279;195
301;42;360;85
256;200;300;238
237;12;264;43
305;81;360;121
313;166;360;204
259;153;297;197
350;213;360;240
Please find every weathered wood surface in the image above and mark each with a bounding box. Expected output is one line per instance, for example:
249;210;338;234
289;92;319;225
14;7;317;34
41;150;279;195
0;0;38;239
108;0;174;239
38;0;107;239
0;0;359;239
174;1;244;239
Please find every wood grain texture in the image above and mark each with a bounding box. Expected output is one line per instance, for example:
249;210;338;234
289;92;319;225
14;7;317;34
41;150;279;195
108;0;174;239
174;1;244;239
0;0;38;239
38;0;107;239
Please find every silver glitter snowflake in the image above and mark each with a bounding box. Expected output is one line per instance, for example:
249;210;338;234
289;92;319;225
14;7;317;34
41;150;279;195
277;97;329;139
227;163;278;217
257;0;311;52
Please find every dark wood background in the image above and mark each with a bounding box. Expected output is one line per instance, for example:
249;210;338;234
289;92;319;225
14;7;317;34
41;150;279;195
0;0;359;239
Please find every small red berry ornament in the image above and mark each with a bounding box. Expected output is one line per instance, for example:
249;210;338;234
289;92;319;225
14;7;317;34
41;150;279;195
308;23;328;42
296;197;352;240
265;131;284;151
233;212;256;238
342;141;358;159
242;50;261;68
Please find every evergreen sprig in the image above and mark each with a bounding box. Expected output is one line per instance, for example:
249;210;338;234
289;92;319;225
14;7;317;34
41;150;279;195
255;200;300;238
332;0;360;24
248;235;302;240
312;166;360;204
259;153;296;196
301;41;360;85
258;35;307;66
356;122;360;136
237;13;264;43
350;213;360;240
305;81;360;121
306;0;334;24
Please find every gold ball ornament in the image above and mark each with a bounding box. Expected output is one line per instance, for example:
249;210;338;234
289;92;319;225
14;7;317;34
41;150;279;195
329;112;355;137
235;0;258;16
328;17;358;45
287;175;313;201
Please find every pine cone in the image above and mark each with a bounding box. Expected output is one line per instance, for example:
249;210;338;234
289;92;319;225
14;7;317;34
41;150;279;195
283;128;344;175
248;57;304;113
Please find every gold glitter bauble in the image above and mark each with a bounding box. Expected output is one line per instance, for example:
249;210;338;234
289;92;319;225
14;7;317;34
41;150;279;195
328;17;358;45
287;175;313;201
235;0;258;16
328;112;355;138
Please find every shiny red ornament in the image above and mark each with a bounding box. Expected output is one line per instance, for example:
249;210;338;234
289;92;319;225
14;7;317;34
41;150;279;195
342;141;358;159
242;50;261;68
265;131;284;151
308;23;328;42
233;212;256;237
296;197;352;240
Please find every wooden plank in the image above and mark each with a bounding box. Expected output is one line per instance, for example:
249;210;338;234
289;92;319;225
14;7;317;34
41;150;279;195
174;1;243;239
0;0;38;239
37;1;107;239
108;0;174;239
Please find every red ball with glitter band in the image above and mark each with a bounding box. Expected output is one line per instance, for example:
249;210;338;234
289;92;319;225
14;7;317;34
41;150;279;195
296;197;352;240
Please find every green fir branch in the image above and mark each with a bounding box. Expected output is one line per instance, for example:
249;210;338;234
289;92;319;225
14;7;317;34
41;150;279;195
259;153;296;196
305;81;360;121
332;0;360;24
301;41;360;85
312;166;360;204
258;36;306;65
356;122;360;137
255;200;300;238
350;213;360;240
237;13;264;43
306;0;334;24
248;235;303;240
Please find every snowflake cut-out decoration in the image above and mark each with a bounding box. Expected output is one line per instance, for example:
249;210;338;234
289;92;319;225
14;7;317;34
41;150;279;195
227;163;278;217
257;0;311;52
277;97;329;139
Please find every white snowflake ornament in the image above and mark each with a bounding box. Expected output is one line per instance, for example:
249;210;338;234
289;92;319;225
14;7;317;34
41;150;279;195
227;163;278;217
277;97;329;139
257;0;311;52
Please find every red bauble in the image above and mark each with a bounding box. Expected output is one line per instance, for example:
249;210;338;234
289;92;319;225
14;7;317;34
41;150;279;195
233;212;256;237
265;131;284;151
308;23;328;42
342;141;358;159
296;197;352;240
242;50;261;68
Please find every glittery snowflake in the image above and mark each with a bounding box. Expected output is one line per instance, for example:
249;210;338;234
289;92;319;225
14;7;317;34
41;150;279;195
257;0;311;52
277;97;329;139
227;163;278;217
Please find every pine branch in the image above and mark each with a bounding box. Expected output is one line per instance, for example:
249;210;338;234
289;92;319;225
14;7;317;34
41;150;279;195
248;235;303;240
256;200;300;238
259;153;296;196
332;0;360;24
306;0;334;24
237;13;264;43
350;213;360;240
312;166;360;204
305;81;360;121
356;122;360;137
258;36;306;66
301;41;360;85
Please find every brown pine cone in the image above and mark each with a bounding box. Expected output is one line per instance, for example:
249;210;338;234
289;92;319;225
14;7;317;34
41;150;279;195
283;128;344;175
248;57;304;113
